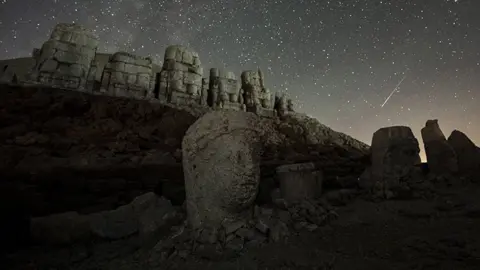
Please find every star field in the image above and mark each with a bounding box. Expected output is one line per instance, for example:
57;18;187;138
0;0;479;159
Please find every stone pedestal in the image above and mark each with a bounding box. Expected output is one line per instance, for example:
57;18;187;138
276;162;322;202
248;105;276;118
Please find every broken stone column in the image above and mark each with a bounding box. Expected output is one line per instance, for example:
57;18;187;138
99;52;154;99
361;126;421;197
30;23;99;90
421;119;458;175
182;111;263;230
448;130;480;174
276;162;322;202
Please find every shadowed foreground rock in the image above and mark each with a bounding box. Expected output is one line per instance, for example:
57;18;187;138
182;111;263;230
360;126;421;198
421;119;458;175
448;130;480;174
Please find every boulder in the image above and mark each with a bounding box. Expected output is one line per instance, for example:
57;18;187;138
30;193;176;245
448;130;480;174
30;211;91;245
89;192;175;239
421;120;458;175
182;110;263;230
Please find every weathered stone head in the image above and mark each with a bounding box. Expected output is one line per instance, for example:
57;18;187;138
241;70;260;88
448;130;480;173
361;126;421;197
182;111;263;230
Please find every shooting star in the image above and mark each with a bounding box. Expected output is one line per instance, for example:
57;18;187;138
381;74;407;108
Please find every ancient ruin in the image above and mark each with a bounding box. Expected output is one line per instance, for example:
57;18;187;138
0;23;300;120
361;126;421;198
448;130;480;174
421;119;458;175
208;68;245;111
29;23;99;90
157;45;203;105
182;111;263;231
99;52;155;99
241;69;276;118
276;163;323;202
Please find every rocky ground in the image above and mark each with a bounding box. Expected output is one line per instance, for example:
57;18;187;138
1;84;479;269
3;179;480;270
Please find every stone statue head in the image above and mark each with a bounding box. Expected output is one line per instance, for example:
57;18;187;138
182;111;263;229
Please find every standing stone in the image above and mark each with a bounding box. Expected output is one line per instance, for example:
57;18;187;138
421;120;458;175
30;23;99;90
448;130;480;174
182;111;263;230
157;45;203;105
361;126;421;197
276;163;322;202
241;69;275;118
208;68;244;111
99;52;154;99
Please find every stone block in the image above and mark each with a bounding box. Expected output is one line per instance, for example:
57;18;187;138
184;72;202;85
276;163;322;202
69;63;85;77
40;59;59;72
221;102;245;111
182;51;193;65
170;91;199;105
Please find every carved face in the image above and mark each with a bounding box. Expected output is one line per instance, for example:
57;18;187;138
205;130;261;212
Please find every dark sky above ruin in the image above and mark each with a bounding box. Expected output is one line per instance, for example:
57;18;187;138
0;0;479;159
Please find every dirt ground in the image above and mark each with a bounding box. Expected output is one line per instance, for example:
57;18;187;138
4;180;479;270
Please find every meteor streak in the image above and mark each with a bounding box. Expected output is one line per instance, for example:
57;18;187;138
381;75;407;108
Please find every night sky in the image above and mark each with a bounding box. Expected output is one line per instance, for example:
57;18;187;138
0;0;479;159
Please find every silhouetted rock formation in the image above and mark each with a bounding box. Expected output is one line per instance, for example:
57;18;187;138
360;126;422;198
421;119;458;175
448;130;480;174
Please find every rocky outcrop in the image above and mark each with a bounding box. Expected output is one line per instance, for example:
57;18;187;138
30;192;179;245
182;111;263;230
360;126;421;198
0;84;368;222
30;23;99;90
448;130;480;174
421;119;458;175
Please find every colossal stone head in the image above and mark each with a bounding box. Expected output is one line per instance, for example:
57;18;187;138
182;111;263;230
365;126;421;195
